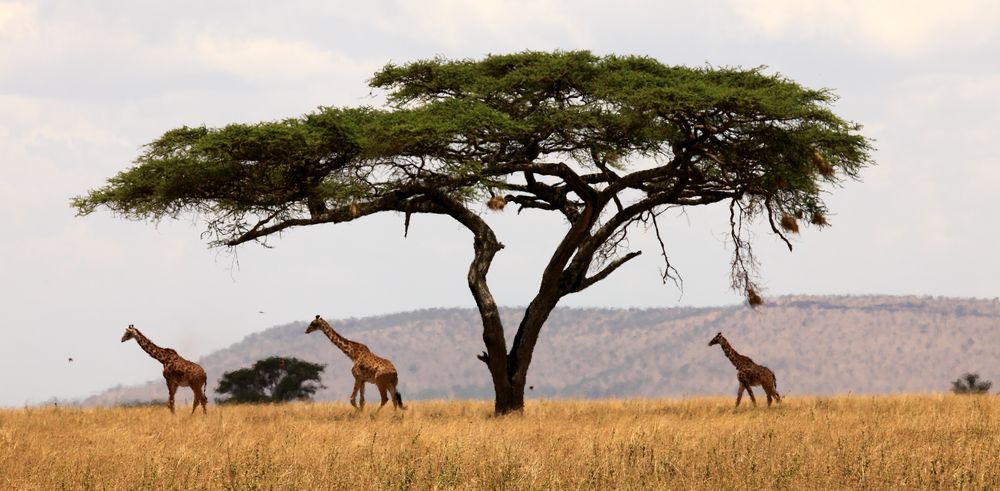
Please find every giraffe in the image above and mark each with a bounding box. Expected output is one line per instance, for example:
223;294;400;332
709;332;781;408
121;324;208;414
306;315;405;412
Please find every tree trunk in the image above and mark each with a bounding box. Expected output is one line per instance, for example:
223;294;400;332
430;192;521;414
434;191;594;414
479;303;519;414
493;380;525;415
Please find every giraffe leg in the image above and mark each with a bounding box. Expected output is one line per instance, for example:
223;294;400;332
735;384;745;407
202;382;209;414
766;383;781;406
765;369;781;405
375;381;389;413
358;382;366;410
389;383;404;410
166;380;178;414
191;382;206;415
746;386;757;407
350;378;363;410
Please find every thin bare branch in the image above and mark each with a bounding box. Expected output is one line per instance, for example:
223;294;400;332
650;209;683;291
765;198;794;252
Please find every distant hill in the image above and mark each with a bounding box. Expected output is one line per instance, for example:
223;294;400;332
81;295;1000;406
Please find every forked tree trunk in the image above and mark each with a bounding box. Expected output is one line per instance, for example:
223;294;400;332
438;192;593;415
483;295;560;414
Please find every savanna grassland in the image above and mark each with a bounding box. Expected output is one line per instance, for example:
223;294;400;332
2;396;998;490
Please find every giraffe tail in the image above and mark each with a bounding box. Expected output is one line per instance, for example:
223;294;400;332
394;390;406;410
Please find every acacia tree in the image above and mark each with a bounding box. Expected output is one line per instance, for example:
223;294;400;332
215;356;326;404
74;51;871;414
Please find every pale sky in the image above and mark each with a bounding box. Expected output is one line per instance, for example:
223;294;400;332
1;0;998;406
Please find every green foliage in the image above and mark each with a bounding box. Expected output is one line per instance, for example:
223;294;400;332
215;356;325;404
73;50;873;306
75;51;870;237
73;107;371;220
951;372;992;395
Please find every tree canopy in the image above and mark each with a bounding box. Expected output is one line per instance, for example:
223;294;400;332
951;372;992;395
75;51;872;413
215;356;326;404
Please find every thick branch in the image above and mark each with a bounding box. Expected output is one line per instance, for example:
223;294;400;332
424;190;512;398
590;147;624;213
225;191;443;246
506;167;604;393
566;251;642;294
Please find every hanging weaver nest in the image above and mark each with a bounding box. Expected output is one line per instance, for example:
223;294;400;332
349;201;360;218
486;195;507;211
780;214;800;234
810;211;829;227
813;150;835;178
747;287;764;307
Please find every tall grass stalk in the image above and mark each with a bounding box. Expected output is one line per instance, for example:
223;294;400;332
1;395;997;489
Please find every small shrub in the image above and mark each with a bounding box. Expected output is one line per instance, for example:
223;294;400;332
951;372;992;394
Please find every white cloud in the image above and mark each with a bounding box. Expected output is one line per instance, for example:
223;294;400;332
839;72;1000;257
0;95;126;147
0;95;131;226
891;74;1000;140
384;0;595;52
188;34;378;85
0;1;36;40
731;0;1000;57
0;5;378;103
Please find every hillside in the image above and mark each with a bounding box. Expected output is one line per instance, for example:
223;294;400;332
81;295;1000;406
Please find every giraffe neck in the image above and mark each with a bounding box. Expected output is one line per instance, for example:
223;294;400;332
717;337;748;369
131;329;174;364
317;319;361;361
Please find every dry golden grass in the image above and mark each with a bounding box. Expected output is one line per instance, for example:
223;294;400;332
1;395;998;489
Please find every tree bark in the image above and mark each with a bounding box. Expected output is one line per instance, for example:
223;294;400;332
469;233;516;414
425;191;523;414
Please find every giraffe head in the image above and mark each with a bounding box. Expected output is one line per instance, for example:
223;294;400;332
708;332;724;346
305;315;325;334
121;324;138;343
